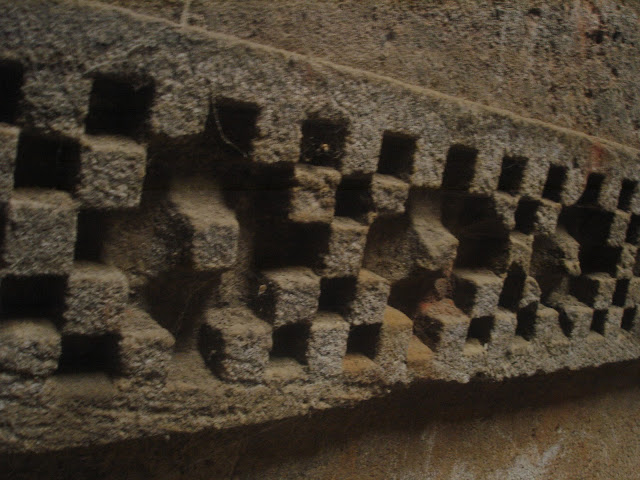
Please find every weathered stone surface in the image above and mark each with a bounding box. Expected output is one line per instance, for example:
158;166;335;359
453;270;503;319
289;164;341;223
376;306;413;383
63;262;129;335
3;0;640;458
255;267;320;327
76;135;147;209
2;189;76;276
307;312;349;378
115;308;175;381
166;177;240;271
319;217;368;278
0;320;60;376
370;174;410;217
200;307;272;383
344;269;390;325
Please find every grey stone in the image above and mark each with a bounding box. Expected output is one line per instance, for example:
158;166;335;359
534;199;562;236
166;178;239;271
344;269;390;325
319;217;368;278
0;319;60;377
375;306;413;384
2;189;76;276
307;312;349;378
63;262;129;335
370;174;410;217
571;273;616;310
413;300;469;359
115;308;175;381
453;269;503;319
289;164;341;223
200;307;272;383
76;135;147;209
255;267;320;327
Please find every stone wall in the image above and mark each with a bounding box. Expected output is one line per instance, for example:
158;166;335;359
2;1;640;478
102;0;640;150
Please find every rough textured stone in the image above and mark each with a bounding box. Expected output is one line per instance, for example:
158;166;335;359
255;267;320;327
63;262;129;335
453;270;503;319
414;299;469;361
199;307;272;383
307;312;349;378
115;308;175;381
370;174;410;216
344;269;390;325
3;0;640;459
289;164;341;223
375;306;413;383
571;273;616;310
319;216;368;278
0;320;60;376
76;135;147;209
2;189;76;276
166;178;239;271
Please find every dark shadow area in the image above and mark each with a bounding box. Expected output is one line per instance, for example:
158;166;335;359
541;164;567;202
466;316;493;345
515;303;538;340
14;132;80;191
318;277;357;313
208;100;260;159
85;74;154;139
0;275;66;319
440;144;478;191
590;310;607;335
577;173;605;206
514;198;538;235
377;132;416;181
346;323;380;359
299;117;348;168
57;334;120;375
270;323;310;364
74;211;108;262
497;156;526;195
334;175;372;222
143;268;220;352
0;59;24;124
618;179;637;212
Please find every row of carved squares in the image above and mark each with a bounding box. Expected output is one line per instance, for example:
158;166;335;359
0;58;155;141
4;55;640;214
7;62;640;226
458;252;640;345
1;56;416;182
588;308;639;337
250;269;389;360
268;321;381;365
444;143;639;212
463;308;536;349
299;119;418;181
464;303;639;350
